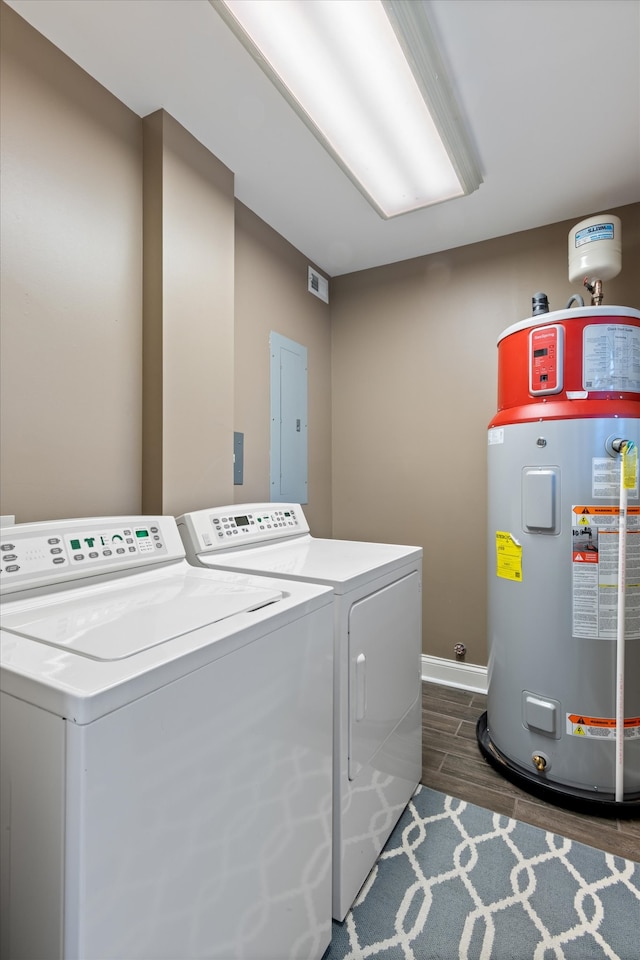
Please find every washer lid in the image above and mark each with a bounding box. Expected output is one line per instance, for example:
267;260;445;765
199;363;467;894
0;568;282;660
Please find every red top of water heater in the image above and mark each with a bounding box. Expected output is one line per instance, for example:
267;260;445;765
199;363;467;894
490;306;640;428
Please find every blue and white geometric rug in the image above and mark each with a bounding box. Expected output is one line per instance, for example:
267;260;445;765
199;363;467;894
323;786;639;960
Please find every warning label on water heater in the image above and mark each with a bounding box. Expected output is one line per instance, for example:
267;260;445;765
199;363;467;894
572;505;640;640
566;713;640;740
495;531;522;582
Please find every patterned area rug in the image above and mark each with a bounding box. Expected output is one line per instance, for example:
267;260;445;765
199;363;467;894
323;786;639;960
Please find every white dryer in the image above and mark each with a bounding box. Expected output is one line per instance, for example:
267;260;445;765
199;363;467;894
0;516;334;960
177;503;422;921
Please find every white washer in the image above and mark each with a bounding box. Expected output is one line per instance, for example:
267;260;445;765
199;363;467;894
177;504;423;921
0;516;334;960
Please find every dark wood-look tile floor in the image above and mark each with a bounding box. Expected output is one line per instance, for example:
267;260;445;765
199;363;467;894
422;680;640;863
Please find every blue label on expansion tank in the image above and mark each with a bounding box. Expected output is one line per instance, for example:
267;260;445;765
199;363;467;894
575;222;615;247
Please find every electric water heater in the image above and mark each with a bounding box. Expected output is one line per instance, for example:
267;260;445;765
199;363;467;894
478;215;640;815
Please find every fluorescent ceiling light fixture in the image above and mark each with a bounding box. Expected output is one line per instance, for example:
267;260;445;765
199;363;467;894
211;0;482;219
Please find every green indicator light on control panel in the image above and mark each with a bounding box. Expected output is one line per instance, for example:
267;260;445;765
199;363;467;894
136;529;149;538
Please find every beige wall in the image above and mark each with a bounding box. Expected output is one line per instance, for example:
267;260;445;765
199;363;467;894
0;4;331;530
234;202;333;537
142;110;235;518
331;204;640;667
0;2;143;521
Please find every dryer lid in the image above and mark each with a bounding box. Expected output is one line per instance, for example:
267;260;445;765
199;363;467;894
198;536;421;592
0;568;282;660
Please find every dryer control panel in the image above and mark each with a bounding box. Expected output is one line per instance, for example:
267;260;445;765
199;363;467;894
178;503;309;556
0;517;184;595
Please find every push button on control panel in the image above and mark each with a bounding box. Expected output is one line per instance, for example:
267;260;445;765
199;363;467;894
1;534;70;578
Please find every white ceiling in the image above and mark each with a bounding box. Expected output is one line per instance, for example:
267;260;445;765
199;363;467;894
6;0;640;277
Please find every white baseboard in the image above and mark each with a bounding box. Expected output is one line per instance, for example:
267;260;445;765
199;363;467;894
421;655;488;695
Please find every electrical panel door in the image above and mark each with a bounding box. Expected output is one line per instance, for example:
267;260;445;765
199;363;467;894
270;332;308;504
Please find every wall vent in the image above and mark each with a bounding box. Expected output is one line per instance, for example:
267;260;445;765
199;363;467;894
308;266;329;303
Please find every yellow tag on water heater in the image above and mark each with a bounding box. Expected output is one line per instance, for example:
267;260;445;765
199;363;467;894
623;442;638;490
495;531;523;582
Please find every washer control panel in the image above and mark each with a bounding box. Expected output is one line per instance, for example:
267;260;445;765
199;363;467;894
178;503;309;555
0;517;184;594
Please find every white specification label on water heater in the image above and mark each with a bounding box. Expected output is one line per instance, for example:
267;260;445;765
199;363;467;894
583;324;640;392
592;457;639;499
571;505;640;640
